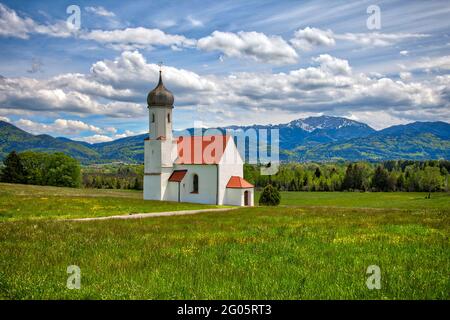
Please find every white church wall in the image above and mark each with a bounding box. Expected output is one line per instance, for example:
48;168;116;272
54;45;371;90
144;140;161;174
223;188;243;206
174;164;218;204
143;174;161;200
217;138;245;205
164;181;179;202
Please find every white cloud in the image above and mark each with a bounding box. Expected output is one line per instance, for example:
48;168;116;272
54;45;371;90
312;54;352;75
289;27;429;51
0;50;448;129
0;115;10;122
85;6;115;18
14;118;104;135
399;72;412;81
197;30;298;65
81;27;196;51
407;55;450;72
335;32;428;47
0;75;145;118
290;27;335;51
187;16;203;27
0;3;35;39
76;134;113;143
0;3;72;39
400;50;409;56
346;111;409;130
75;129;138;143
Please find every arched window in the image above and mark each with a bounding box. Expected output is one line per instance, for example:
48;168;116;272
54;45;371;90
167;113;171;123
152;113;155;123
192;174;198;193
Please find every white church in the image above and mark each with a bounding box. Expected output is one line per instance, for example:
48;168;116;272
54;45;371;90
143;71;254;206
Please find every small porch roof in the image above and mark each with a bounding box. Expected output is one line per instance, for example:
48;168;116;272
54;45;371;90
168;169;188;182
226;176;254;189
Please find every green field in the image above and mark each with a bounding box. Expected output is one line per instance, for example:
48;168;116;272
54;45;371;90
0;183;449;299
0;183;219;220
273;191;450;210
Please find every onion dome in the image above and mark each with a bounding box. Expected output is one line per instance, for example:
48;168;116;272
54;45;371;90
147;71;174;107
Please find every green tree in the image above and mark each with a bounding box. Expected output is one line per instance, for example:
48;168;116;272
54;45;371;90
421;166;443;193
44;153;81;187
372;165;389;191
1;151;25;183
259;184;281;206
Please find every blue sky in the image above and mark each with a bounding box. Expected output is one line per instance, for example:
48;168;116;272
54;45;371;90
0;0;449;143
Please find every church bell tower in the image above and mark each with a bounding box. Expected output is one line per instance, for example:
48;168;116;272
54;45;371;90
143;69;176;200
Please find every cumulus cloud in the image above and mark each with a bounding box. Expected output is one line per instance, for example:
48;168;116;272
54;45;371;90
0;50;449;130
81;27;196;51
75;134;113;143
312;54;351;75
0;3;72;39
406;55;450;72
0;115;10;122
75;129;138;143
14;118;104;135
399;72;412;81
290;27;335;51
0;75;145;118
197;30;298;65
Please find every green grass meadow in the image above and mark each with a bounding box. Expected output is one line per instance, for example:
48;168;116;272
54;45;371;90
0;183;449;299
0;183;219;220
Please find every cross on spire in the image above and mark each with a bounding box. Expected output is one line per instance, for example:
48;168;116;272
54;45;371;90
158;61;163;73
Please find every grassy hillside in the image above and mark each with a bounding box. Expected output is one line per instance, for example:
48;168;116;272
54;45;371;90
0;184;449;299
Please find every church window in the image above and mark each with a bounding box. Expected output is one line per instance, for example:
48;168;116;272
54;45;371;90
152;113;155;123
192;174;199;193
168;113;171;123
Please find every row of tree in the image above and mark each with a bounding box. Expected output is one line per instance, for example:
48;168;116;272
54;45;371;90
244;160;449;192
82;164;143;190
1;150;448;193
0;151;81;187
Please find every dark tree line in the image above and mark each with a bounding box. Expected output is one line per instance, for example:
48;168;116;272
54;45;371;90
244;160;449;192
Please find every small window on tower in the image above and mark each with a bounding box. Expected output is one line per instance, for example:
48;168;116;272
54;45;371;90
152;113;155;123
167;113;171;123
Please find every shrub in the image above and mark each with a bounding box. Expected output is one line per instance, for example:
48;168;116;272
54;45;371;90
259;184;281;206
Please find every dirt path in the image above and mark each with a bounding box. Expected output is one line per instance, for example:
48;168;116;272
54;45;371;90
68;207;238;222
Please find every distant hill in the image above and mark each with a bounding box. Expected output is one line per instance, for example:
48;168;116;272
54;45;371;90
0;121;101;162
293;121;450;161
0;116;449;164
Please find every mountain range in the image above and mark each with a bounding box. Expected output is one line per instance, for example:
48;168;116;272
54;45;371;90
0;116;449;164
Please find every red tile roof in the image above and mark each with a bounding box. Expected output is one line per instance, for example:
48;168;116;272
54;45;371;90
168;170;187;182
226;176;254;189
176;135;231;164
